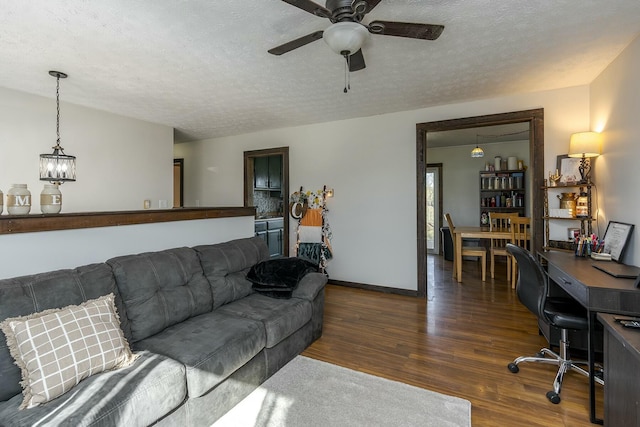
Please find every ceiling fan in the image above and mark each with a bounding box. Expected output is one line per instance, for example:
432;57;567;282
268;0;444;73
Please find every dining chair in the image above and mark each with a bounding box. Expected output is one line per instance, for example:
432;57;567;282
488;212;519;280
445;213;486;282
510;216;531;288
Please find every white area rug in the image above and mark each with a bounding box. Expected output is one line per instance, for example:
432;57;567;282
213;356;471;427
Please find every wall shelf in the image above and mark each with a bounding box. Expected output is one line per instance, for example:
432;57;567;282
542;183;593;250
0;207;255;235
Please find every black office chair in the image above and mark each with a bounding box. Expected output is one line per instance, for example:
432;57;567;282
505;243;604;404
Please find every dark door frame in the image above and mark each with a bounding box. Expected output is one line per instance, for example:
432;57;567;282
173;158;184;208
244;147;290;257
416;109;544;298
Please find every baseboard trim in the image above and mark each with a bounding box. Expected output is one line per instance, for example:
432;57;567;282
328;279;419;297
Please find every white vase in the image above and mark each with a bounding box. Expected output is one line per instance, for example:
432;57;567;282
494;156;502;171
7;184;31;215
0;189;3;214
40;184;62;214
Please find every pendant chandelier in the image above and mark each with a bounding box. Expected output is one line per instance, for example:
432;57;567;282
39;71;76;184
471;135;485;158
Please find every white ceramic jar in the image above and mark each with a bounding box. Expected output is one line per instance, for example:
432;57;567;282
7;184;31;215
40;184;62;214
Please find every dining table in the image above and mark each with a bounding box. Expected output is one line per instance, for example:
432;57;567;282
452;226;514;283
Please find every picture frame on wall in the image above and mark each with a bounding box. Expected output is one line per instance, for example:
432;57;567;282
556;154;581;185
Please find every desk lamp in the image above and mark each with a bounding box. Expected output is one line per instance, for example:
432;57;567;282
568;132;601;184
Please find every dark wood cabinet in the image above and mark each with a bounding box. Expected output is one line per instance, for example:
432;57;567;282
254;155;281;190
267;218;284;258
267;229;283;257
255;218;284;258
268;155;281;190
254;157;269;189
599;313;640;426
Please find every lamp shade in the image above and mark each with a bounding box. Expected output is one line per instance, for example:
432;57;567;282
568;132;601;158
323;22;369;55
471;146;484;158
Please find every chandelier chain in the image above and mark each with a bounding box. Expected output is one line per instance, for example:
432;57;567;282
56;76;61;145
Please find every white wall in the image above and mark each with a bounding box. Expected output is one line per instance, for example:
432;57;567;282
427;140;530;227
0;86;173;212
0;216;254;279
176;86;591;291
590;34;640;264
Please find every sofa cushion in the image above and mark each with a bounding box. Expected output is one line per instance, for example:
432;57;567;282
133;311;265;398
0;263;126;403
0;294;137;409
194;237;269;309
216;293;312;348
107;247;213;343
0;351;185;427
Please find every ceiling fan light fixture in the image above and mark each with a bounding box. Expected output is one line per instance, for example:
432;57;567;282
323;22;369;55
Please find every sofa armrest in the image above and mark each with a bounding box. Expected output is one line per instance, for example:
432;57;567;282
291;272;327;301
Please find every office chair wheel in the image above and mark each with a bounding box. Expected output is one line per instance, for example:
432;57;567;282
546;391;561;404
507;363;519;373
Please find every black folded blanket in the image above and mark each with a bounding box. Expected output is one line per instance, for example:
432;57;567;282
247;257;318;299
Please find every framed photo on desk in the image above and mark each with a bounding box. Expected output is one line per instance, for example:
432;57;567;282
603;221;634;262
556;155;581;185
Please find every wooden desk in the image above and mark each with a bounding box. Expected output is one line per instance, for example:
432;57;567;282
539;250;640;424
452;227;513;283
598;313;640;426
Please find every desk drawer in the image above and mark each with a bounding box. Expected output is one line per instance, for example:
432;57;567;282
548;264;588;306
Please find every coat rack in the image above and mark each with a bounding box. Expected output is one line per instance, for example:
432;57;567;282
292;185;333;274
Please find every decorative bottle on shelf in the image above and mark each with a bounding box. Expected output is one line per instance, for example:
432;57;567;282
40;184;62;214
6;184;31;215
0;188;3;214
576;190;589;218
494;156;502;171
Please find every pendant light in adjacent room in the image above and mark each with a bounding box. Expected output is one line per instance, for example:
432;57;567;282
471;135;485;158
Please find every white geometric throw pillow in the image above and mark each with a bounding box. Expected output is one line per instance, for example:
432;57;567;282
0;293;137;409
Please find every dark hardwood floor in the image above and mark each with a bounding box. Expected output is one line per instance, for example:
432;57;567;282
303;254;601;426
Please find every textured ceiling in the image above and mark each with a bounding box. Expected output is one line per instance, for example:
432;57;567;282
1;1;639;142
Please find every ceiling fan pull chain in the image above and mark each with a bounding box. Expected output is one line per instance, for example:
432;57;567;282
344;54;349;93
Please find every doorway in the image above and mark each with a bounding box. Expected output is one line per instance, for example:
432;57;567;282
244;147;290;257
173;158;183;208
426;164;442;255
416;109;544;298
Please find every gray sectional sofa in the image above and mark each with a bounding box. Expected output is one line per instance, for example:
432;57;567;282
0;236;327;426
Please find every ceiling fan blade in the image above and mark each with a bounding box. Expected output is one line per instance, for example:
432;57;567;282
281;0;331;18
268;31;324;55
349;49;366;72
368;21;445;40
